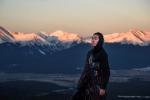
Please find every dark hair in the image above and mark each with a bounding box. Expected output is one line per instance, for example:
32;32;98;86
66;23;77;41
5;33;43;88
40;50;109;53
92;32;104;53
93;32;104;45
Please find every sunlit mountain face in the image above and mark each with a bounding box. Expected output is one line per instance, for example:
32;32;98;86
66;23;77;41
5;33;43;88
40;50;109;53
0;26;14;43
104;29;150;46
11;31;81;43
1;26;150;46
0;26;82;52
84;29;150;46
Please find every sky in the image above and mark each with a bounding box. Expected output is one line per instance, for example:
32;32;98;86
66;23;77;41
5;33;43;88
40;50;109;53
0;0;150;37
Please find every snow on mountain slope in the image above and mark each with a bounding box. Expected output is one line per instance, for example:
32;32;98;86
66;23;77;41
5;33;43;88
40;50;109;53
104;29;150;45
0;26;150;46
12;31;81;43
84;29;150;46
12;32;51;46
12;32;39;41
50;30;81;42
0;26;15;43
0;27;78;47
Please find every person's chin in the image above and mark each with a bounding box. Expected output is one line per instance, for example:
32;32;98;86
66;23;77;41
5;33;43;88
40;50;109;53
91;44;94;46
91;44;95;47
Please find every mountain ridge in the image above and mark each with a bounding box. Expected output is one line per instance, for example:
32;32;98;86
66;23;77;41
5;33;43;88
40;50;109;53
0;26;150;46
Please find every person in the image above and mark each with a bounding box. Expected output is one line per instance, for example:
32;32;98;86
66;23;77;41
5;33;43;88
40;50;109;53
71;32;110;100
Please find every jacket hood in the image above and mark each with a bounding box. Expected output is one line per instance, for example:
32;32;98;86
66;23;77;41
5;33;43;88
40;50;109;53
92;32;104;53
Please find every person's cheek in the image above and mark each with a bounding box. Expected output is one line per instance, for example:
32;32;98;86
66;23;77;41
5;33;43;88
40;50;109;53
94;41;97;45
95;40;98;45
91;41;94;46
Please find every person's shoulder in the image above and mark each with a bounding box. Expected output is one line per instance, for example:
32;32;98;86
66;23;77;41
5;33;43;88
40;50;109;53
87;49;93;55
85;49;93;58
101;48;108;58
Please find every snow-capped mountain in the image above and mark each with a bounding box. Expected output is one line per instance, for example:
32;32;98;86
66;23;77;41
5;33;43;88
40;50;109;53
0;26;15;43
12;31;81;43
50;30;81;42
104;29;150;46
0;26;83;52
1;26;150;46
76;29;150;46
11;31;81;46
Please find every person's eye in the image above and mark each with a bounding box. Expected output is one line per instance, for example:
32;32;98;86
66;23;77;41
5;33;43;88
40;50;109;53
92;37;97;39
94;37;98;40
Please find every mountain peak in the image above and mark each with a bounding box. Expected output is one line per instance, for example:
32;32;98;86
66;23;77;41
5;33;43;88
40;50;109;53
129;29;146;37
12;32;39;41
0;26;15;43
0;26;150;46
50;30;81;42
104;29;150;45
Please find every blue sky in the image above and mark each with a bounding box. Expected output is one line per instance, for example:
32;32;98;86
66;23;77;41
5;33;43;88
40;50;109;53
0;0;150;36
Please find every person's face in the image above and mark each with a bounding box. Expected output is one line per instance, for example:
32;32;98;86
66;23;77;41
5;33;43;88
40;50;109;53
91;35;99;46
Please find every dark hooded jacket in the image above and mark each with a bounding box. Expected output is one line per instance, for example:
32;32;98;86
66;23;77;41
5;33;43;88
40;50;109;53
72;33;110;100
